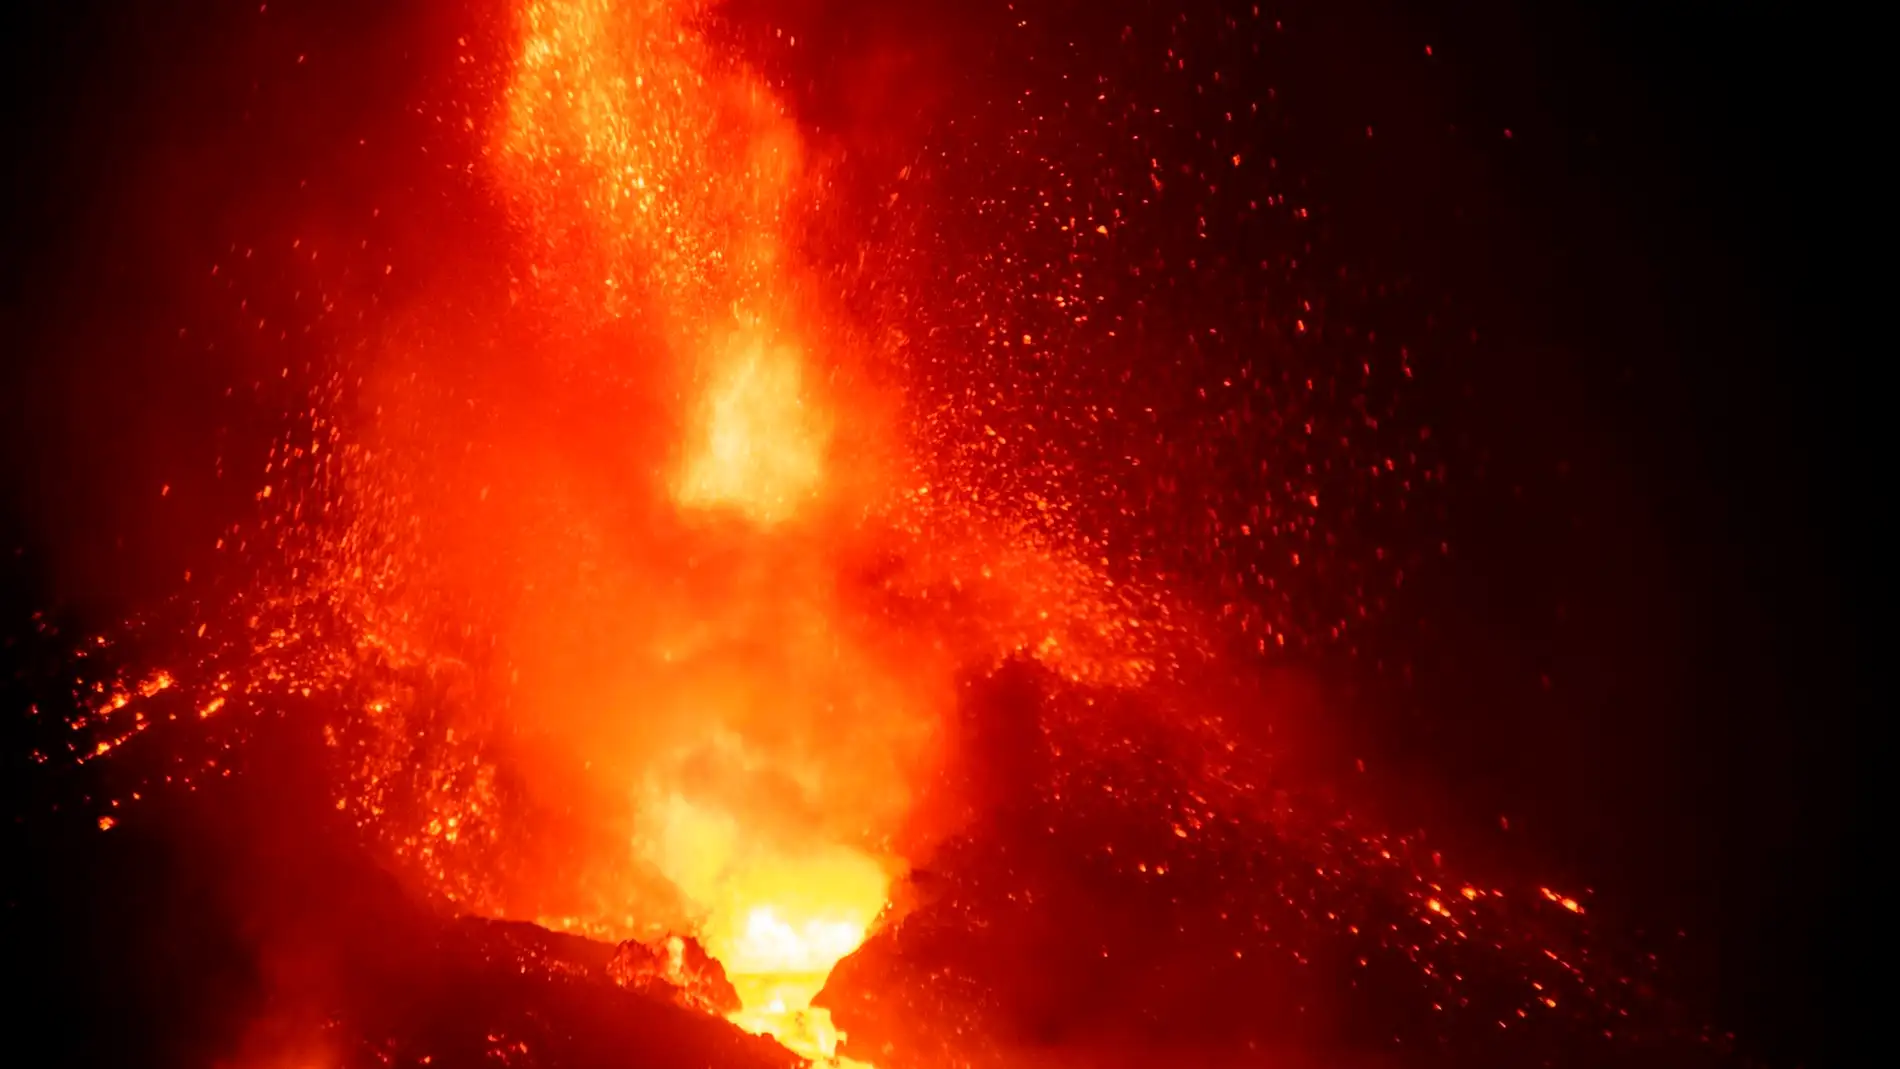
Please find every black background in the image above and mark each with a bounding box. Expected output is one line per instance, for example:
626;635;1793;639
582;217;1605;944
2;1;1871;1066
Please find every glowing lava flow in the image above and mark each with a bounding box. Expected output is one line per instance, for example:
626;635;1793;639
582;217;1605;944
643;792;885;1062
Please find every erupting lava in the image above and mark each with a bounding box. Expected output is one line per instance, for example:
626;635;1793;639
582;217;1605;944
35;1;1736;1067
648;792;886;1060
472;8;1177;1055
492;0;916;1056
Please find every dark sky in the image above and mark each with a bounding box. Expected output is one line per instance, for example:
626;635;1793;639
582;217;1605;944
2;2;1870;1066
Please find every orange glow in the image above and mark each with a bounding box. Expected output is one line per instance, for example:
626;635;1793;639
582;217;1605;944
644;792;885;1061
465;2;1189;1053
484;0;910;1058
58;0;1190;1061
674;322;828;524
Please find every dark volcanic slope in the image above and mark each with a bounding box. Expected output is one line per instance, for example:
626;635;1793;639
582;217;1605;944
3;749;796;1069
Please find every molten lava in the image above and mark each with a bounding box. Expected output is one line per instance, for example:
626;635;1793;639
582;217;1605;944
637;787;889;1060
489;0;914;1058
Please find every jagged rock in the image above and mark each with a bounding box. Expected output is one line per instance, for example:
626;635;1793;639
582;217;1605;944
608;933;742;1017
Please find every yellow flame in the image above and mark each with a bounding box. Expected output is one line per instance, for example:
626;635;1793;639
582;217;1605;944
675;322;827;525
640;791;887;1063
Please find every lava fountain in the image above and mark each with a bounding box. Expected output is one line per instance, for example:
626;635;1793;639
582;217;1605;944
484;0;923;1056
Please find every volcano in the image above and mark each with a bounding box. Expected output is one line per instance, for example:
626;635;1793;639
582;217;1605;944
3;1;1861;1068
